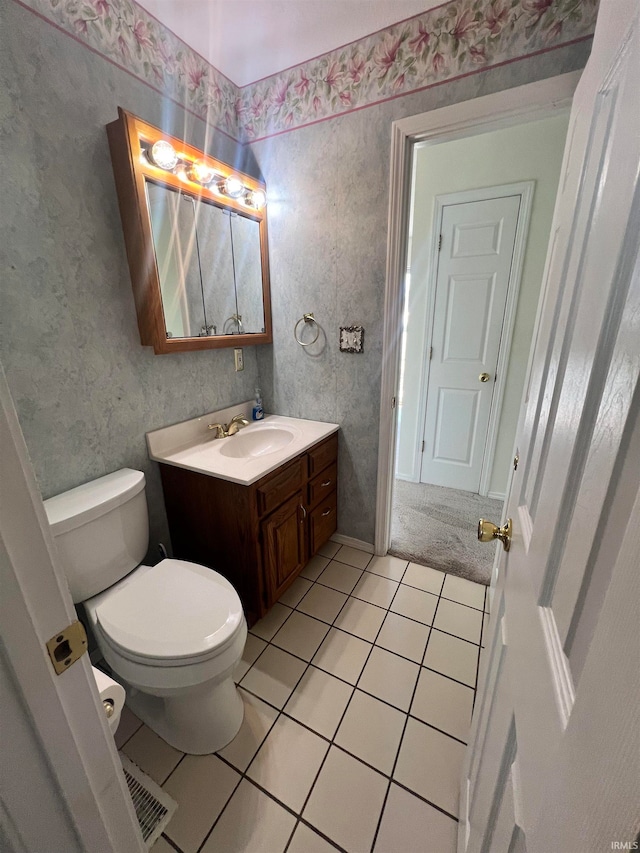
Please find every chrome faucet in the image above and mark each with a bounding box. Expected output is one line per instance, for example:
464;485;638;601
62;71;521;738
207;413;250;438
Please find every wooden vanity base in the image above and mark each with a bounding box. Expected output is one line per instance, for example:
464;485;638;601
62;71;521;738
159;433;338;626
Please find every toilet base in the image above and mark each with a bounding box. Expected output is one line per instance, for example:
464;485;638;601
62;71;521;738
124;674;244;755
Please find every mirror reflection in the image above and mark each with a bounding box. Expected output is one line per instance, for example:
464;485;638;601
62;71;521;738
145;180;266;339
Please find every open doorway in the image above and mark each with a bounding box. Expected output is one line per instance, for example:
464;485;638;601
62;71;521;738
383;99;572;585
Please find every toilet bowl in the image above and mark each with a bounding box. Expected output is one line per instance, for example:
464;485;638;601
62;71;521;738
44;469;247;755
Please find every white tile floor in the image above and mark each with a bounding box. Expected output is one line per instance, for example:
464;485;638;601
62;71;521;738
117;542;489;853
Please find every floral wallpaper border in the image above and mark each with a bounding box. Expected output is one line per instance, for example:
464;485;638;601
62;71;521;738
16;0;241;139
16;0;598;143
238;0;598;141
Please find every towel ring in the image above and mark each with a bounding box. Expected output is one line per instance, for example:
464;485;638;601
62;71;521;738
294;313;320;347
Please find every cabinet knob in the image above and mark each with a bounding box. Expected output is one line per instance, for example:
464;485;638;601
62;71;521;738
322;507;332;517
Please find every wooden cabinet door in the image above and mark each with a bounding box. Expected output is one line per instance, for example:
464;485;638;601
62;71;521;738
261;491;306;606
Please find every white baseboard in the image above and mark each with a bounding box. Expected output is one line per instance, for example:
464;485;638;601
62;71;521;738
330;534;374;554
394;473;419;484
488;490;506;502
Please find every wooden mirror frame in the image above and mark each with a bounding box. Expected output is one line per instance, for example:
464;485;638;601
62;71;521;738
106;108;272;354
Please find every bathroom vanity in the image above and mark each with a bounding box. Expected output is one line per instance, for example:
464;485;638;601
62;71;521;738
147;407;339;625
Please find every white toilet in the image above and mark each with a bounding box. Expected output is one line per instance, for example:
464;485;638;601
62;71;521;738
44;468;247;755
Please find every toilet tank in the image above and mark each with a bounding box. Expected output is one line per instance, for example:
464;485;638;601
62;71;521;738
44;469;149;603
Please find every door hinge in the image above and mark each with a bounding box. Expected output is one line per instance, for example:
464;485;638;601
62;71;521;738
421;440;425;453
46;620;88;675
429;346;433;360
438;234;442;252
513;453;519;471
391;396;397;409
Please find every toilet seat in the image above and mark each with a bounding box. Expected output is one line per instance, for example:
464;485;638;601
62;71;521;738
95;559;244;665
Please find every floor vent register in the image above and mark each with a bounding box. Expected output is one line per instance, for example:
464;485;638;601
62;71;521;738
120;753;177;849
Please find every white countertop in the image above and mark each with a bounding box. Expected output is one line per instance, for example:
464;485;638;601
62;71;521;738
146;408;339;486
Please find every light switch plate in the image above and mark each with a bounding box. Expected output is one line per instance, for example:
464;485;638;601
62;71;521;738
234;348;244;371
339;325;364;353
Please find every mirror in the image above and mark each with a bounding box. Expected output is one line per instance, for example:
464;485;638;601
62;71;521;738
107;108;272;353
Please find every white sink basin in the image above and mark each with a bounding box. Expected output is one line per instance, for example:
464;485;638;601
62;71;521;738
219;427;294;459
146;407;339;486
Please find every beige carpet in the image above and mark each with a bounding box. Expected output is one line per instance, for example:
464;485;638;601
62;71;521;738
389;479;503;585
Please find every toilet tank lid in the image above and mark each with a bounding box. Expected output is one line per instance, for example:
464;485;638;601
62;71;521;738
44;469;145;536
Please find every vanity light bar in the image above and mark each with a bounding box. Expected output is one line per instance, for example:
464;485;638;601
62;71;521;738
142;138;266;206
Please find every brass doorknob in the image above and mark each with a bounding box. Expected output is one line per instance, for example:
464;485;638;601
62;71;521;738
478;518;512;552
479;372;491;383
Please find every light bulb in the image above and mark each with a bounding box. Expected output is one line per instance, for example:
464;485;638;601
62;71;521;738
187;159;217;185
174;163;189;182
148;140;178;171
245;188;267;209
220;175;244;198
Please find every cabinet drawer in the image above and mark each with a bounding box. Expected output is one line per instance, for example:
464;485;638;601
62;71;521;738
308;462;337;508
256;457;305;517
308;433;338;477
309;490;337;555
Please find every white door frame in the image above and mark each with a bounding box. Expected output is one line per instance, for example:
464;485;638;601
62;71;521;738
375;71;581;556
0;364;145;853
416;182;534;497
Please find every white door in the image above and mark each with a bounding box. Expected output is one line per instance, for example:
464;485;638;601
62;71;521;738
420;194;520;491
0;365;145;853
459;3;640;852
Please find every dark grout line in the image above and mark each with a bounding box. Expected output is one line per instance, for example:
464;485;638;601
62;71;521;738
160;553;485;853
439;593;486;613
239;668;468;756
429;625;483;647
241;586;480;713
285;586;394;851
391;779;460;823
472;588;489;706
420;664;476;691
216;716;462;841
160;752;187;787
192;642;299;851
369;591;443;852
406;716;468;747
331;552;374;572
283;815;347;853
196;743;274;851
257;572;481;644
115;720;144;751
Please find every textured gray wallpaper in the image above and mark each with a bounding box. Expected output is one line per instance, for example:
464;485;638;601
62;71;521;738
0;0;591;556
0;0;262;557
251;41;591;545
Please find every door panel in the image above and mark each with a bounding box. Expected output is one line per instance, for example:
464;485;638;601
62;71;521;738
452;219;504;258
460;5;640;851
442;274;495;363
433;388;480;464
421;195;521;491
